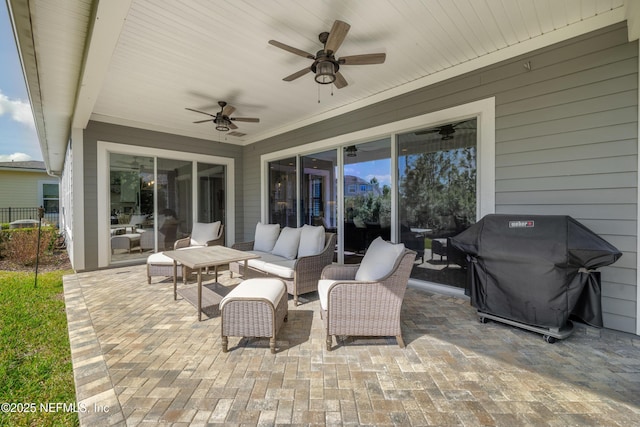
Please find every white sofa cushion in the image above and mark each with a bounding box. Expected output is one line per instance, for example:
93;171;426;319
271;226;302;260
242;251;296;279
246;251;286;270
355;237;405;281
190;221;221;246
262;259;296;279
254;222;281;252
297;224;325;257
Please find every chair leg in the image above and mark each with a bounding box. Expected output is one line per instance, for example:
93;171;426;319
326;334;332;351
222;336;228;353
270;337;276;354
396;334;405;348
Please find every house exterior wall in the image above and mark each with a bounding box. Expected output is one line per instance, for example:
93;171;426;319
80;121;243;271
0;170;50;208
240;23;638;333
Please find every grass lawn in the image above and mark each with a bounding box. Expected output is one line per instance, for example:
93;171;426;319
0;270;78;427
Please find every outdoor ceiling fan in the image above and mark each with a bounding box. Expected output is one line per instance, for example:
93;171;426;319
186;101;259;132
268;19;386;89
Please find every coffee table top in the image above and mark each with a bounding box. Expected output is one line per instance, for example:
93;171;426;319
163;245;259;270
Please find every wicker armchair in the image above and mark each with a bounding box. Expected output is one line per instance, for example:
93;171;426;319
318;248;416;350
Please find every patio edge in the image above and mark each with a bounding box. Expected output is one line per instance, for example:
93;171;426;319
63;273;126;426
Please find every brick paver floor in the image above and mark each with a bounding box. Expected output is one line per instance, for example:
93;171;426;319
63;264;640;426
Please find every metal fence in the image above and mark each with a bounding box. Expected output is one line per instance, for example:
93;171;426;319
0;207;59;227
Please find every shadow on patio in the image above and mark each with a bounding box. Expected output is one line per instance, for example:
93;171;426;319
63;264;640;426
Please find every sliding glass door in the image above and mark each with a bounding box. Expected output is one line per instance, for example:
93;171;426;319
156;158;192;250
109;154;227;263
198;162;226;224
263;116;479;290
109;154;154;262
268;157;297;227
300;150;337;229
398;118;477;288
343;139;391;263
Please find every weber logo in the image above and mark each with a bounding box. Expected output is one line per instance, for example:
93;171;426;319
509;220;534;228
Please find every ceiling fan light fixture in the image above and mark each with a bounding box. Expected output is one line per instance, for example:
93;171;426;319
315;60;336;84
215;119;230;132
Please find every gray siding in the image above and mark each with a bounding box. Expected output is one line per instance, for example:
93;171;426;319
242;23;638;333
82;121;243;271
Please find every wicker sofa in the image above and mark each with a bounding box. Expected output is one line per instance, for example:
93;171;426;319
229;223;336;305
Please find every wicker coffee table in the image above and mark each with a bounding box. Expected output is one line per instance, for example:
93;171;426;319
163;246;260;321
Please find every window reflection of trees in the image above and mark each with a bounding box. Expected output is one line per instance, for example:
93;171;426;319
400;146;476;235
398;119;477;289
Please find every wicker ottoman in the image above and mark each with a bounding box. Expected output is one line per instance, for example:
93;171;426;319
146;252;188;284
220;278;288;354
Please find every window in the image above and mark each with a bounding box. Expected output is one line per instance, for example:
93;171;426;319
41;182;59;213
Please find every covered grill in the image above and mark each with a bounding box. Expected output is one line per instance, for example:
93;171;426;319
450;214;621;342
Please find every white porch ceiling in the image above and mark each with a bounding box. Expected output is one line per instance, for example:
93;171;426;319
8;0;634;174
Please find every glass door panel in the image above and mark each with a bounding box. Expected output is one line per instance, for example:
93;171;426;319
343;139;391;263
397;118;477;288
157;158;192;250
268;157;297;227
198;162;226;226
300;150;337;229
109;154;153;262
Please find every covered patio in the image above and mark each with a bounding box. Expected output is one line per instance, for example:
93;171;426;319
64;266;640;426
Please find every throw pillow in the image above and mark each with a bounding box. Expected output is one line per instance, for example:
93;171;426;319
191;221;221;246
271;227;302;259
355;236;405;281
253;222;281;252
297;224;325;257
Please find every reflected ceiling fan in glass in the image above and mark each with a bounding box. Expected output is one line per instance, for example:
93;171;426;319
344;145;358;157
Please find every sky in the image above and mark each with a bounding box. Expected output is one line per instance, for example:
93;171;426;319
0;3;41;162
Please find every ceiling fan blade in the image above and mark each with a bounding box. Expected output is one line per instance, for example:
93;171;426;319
222;104;236;117
283;67;312;81
324;20;350;54
193;119;212;124
268;40;315;59
231;117;260;123
339;53;386;65
228;122;238;130
185;107;216;117
334;71;348;89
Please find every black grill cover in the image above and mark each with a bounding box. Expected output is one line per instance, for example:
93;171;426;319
450;214;622;329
